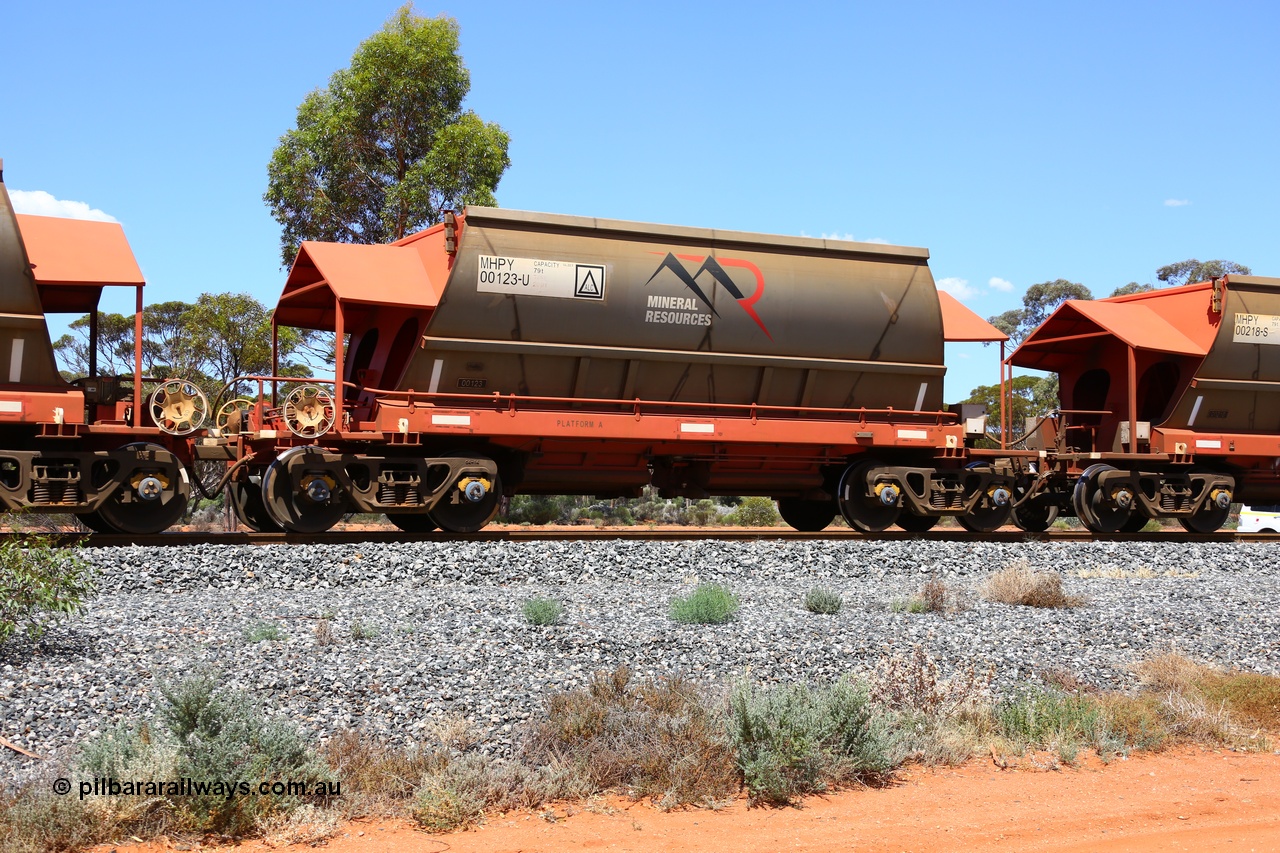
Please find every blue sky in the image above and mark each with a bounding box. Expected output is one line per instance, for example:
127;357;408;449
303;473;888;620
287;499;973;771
3;1;1277;399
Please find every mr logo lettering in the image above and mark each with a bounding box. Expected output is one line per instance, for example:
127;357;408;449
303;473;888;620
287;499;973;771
645;253;772;340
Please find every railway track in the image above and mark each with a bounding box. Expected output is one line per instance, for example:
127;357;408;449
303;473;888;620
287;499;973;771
4;527;1280;548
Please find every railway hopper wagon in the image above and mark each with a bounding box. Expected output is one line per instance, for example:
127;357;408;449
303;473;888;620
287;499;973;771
1009;276;1280;533
0;163;205;534
217;208;1012;534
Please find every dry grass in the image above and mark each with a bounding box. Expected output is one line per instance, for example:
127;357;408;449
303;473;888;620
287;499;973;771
1130;652;1279;749
320;731;445;818
524;667;738;809
871;643;993;719
982;561;1088;608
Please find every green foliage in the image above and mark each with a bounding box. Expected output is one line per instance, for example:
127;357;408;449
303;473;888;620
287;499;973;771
157;674;332;833
0;530;95;643
803;587;843;615
522;596;564;626
53;295;322;389
1157;259;1250;288
265;6;510;266
1110;281;1155;297
242;619;284;643
730;496;781;527
500;495;569;525
349;618;379;640
729;679;890;805
987;279;1092;346
996;687;1113;760
962;374;1059;445
669;583;739;625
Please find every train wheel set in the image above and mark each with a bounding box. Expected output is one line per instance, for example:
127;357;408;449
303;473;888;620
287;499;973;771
2;162;1278;536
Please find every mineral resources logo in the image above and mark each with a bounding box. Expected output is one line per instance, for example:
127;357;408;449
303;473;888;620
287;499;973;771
644;253;772;339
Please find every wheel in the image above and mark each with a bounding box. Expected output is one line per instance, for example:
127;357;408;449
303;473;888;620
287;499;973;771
428;454;502;534
216;398;255;435
777;498;836;532
895;512;939;532
958;500;1013;533
78;510;119;533
836;460;901;532
283;385;336;438
1178;497;1231;534
261;446;348;534
388;513;439;533
1012;501;1059;532
228;478;283;533
1071;464;1134;534
1120;513;1152;533
149;379;209;436
96;443;190;534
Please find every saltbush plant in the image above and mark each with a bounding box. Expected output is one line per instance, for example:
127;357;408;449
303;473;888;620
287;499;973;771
243;619;284;643
522;596;564;626
669;583;739;624
804;587;843;614
729;678;891;805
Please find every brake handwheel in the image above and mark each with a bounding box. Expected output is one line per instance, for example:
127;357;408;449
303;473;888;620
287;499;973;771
149;379;209;436
283;385;336;438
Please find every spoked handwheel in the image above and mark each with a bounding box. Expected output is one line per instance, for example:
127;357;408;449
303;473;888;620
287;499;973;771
96;443;190;534
388;513;439;533
429;454;502;533
837;459;901;532
283;385;336;438
228;478;283;533
776;498;837;532
261;446;348;534
1071;464;1134;534
149;379;209;436
896;512;939;532
216;398;255;435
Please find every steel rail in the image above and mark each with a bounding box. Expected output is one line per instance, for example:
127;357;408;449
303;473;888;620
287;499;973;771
4;528;1279;548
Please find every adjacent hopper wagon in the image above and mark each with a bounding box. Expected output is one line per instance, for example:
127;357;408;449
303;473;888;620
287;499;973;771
1007;276;1280;533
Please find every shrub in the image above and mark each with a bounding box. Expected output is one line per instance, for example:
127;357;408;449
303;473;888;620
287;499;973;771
522;596;564;626
731;496;780;527
891;578;969;614
729;678;891;805
321;731;445;818
996;687;1116;761
669;583;739;624
804;587;843;615
0;529;96;643
982;561;1087;608
314;618;337;646
871;644;993;720
243;619;284;643
524;667;736;809
349;618;379;640
156;674;333;834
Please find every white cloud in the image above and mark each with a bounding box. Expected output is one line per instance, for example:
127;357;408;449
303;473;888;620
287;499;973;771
936;276;977;300
820;232;891;245
1164;198;1191;207
988;276;1014;292
9;189;117;222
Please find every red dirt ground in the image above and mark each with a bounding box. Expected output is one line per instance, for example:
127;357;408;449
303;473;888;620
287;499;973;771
92;747;1280;853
